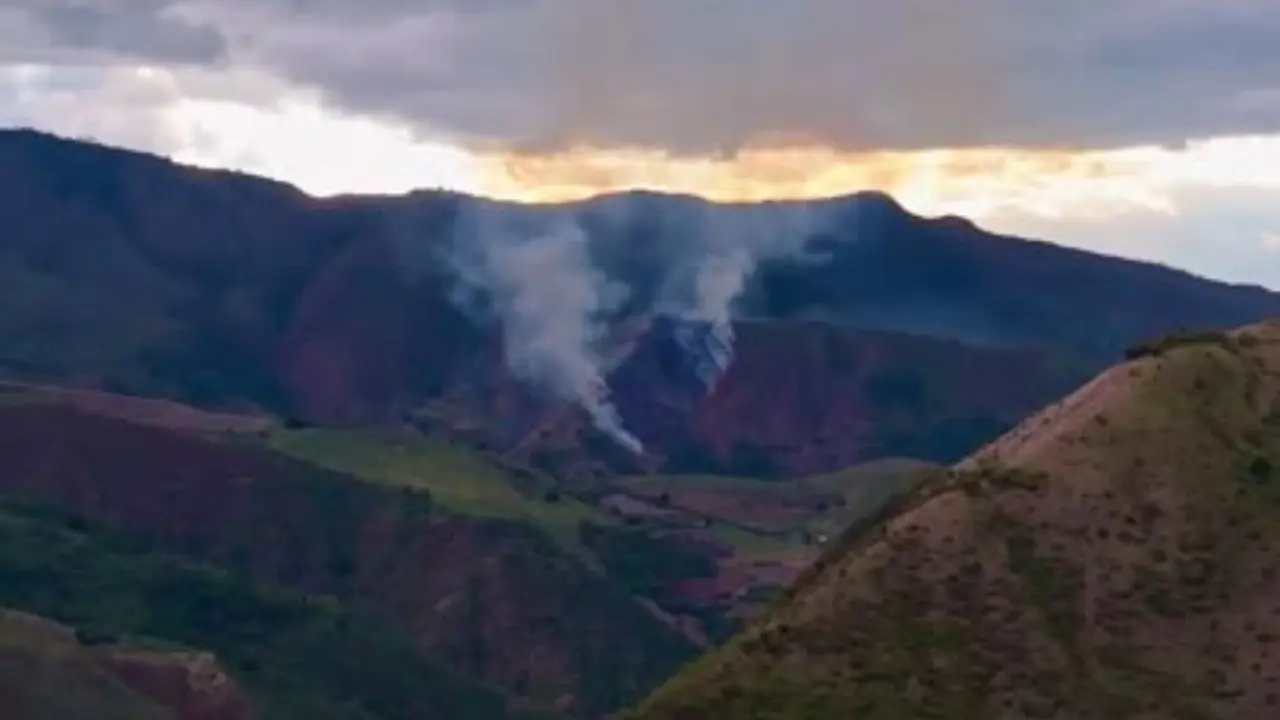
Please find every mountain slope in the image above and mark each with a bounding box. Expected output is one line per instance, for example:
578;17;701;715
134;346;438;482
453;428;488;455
743;196;1280;360
0;400;695;717
4;130;1280;476
0;608;250;720
0;502;520;720
627;321;1280;719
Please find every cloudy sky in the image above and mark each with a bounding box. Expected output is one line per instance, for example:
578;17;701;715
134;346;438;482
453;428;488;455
2;0;1279;287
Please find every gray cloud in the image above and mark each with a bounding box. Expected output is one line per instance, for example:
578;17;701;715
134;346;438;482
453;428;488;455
3;0;1280;153
0;1;225;65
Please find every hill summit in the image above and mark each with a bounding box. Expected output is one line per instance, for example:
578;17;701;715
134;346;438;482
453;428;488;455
627;321;1280;719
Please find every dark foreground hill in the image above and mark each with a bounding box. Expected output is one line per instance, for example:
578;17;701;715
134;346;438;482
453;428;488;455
3;129;1280;476
627;322;1280;719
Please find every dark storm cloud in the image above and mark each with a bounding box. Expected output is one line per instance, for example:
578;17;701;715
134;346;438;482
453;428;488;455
4;0;1280;152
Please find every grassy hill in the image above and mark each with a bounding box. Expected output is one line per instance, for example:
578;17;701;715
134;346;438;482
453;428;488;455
266;427;610;560
626;320;1280;719
0;609;179;720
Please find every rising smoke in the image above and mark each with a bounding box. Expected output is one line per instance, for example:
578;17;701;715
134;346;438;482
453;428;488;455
415;0;1001;452
445;200;643;454
438;194;831;453
655;203;823;381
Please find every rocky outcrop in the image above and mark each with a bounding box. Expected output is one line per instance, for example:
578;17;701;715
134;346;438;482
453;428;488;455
98;650;256;720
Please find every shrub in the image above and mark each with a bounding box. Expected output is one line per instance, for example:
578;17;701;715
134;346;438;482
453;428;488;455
1124;330;1231;361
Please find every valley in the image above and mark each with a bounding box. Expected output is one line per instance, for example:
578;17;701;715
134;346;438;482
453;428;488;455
2;130;1280;718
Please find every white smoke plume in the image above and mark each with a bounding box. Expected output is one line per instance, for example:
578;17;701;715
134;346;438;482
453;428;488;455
435;195;835;453
658;202;825;386
446;202;643;454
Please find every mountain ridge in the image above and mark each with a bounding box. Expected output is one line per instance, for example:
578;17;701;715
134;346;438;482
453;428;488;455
10;126;1276;297
4;128;1279;477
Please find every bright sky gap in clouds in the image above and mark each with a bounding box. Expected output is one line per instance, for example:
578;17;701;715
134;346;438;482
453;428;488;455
1;1;1279;288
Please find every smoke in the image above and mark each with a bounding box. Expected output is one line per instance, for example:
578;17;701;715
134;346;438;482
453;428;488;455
445;201;643;454
658;202;824;380
436;193;834;453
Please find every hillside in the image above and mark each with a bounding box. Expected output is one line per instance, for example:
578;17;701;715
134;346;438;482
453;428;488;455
742;195;1280;361
0;502;528;720
0;378;947;684
509;321;1086;477
0;608;252;720
627;321;1280;719
3;129;1279;476
0;401;697;717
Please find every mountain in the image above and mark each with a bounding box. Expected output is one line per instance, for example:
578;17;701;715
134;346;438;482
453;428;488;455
741;197;1280;361
4;128;1280;478
455;319;1087;480
627;322;1280;719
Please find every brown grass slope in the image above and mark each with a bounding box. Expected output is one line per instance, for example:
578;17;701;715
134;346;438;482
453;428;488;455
0;608;253;720
626;320;1280;719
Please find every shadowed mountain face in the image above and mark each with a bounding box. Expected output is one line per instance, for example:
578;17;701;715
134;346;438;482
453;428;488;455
626;322;1280;719
3;129;1280;476
497;319;1088;478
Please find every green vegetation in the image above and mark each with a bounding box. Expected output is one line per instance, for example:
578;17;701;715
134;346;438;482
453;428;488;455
0;496;547;720
580;524;717;606
702;523;795;557
612;459;935;558
267;429;609;557
1123;328;1235;361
